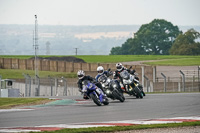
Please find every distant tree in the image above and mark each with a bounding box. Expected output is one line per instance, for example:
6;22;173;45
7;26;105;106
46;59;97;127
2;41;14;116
110;46;122;55
120;38;134;55
169;29;200;55
110;19;181;55
132;19;181;55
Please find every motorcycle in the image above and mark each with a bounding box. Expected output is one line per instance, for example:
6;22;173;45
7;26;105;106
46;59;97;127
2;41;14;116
120;70;143;98
82;80;109;106
98;74;125;102
128;66;146;97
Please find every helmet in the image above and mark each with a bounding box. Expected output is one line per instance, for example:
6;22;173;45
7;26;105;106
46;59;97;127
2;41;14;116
97;66;104;75
116;63;123;71
77;70;85;79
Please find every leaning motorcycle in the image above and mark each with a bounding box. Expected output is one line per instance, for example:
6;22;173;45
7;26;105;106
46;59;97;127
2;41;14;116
120;70;143;98
128;66;146;97
98;75;125;102
131;72;146;97
82;80;109;106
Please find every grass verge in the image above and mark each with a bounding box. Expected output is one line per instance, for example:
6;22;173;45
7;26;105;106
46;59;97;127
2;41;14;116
0;98;54;109
36;121;200;133
1;55;200;65
144;58;200;66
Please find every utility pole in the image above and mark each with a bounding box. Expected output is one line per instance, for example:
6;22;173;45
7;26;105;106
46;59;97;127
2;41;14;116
33;15;40;96
33;15;39;77
75;48;78;55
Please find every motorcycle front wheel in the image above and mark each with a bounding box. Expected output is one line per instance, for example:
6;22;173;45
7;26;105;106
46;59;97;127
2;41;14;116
89;93;102;106
102;98;109;105
113;90;125;102
134;86;143;99
139;85;146;96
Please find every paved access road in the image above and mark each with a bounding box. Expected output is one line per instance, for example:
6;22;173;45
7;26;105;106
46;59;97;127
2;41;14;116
0;93;200;128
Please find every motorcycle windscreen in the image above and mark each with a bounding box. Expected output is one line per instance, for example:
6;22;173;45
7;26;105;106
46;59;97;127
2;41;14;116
120;70;130;80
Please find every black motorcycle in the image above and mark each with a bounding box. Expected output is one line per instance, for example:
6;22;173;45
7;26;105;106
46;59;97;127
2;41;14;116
98;74;125;102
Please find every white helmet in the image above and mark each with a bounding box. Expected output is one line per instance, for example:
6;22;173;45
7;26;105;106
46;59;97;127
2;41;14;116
97;66;104;75
116;63;123;71
77;70;85;79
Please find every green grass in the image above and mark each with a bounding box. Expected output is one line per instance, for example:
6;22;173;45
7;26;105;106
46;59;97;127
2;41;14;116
0;98;53;109
0;69;76;79
36;121;200;133
1;55;200;65
75;55;199;63
145;58;200;66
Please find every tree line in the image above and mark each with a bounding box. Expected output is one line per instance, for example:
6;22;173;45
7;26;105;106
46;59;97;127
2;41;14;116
110;19;200;55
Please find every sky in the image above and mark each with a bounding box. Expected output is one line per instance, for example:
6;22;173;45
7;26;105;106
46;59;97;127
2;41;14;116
0;0;199;26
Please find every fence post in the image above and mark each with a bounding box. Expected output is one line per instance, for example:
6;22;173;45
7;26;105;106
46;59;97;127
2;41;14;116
144;75;150;92
55;78;58;96
23;73;28;97
0;75;1;97
27;74;31;97
198;66;200;92
142;66;145;88
62;77;67;96
35;75;40;96
161;73;167;92
153;66;156;82
48;76;54;96
180;70;185;92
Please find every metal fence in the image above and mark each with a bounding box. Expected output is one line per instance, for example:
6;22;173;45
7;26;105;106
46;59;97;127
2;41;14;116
13;74;79;97
143;67;200;93
1;66;200;97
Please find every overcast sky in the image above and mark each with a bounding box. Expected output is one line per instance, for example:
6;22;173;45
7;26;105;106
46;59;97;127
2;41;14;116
0;0;199;26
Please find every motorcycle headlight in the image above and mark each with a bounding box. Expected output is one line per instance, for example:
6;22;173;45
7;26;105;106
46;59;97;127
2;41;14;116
107;78;111;83
102;84;105;88
106;90;110;94
113;84;117;88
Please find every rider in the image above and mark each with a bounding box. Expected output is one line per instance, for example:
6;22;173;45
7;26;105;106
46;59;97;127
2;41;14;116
113;63;144;95
77;70;95;99
113;63;137;90
95;66;112;82
114;62;138;81
77;70;106;99
95;66;113;94
113;63;126;80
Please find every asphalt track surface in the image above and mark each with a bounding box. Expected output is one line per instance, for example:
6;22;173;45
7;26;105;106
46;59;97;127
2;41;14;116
0;93;200;128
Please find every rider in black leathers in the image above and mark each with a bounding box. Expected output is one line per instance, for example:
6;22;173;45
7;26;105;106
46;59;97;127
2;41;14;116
113;63;138;82
77;70;105;99
113;63;144;96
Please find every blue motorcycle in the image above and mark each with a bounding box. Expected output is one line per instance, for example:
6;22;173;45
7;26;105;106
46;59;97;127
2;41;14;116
82;80;109;106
